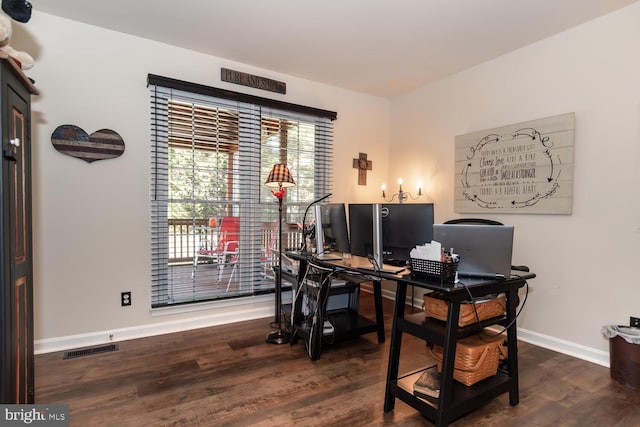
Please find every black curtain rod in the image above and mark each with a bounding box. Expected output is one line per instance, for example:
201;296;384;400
147;74;337;121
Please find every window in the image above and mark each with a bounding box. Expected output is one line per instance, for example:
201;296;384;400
149;75;335;308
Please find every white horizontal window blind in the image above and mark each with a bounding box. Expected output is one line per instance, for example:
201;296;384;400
149;75;335;308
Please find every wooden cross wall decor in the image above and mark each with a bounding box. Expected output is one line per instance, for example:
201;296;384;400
352;152;372;186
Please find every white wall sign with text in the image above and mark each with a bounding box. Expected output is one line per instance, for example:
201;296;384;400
454;113;574;214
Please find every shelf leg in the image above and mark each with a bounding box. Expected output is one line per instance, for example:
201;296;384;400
383;281;407;412
435;300;461;427
373;279;385;343
506;287;520;406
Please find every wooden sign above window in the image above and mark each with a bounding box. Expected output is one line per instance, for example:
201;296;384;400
221;68;286;94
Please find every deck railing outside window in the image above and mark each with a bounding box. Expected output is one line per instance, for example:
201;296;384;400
167;219;300;265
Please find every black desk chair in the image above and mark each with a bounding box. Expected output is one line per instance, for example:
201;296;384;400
444;218;503;226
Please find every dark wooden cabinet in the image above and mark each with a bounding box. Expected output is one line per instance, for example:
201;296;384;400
0;54;37;404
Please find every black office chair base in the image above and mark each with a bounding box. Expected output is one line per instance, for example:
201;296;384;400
266;328;290;344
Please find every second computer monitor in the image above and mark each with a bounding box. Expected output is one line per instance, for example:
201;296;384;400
382;203;434;263
347;204;375;258
315;203;350;254
348;203;434;263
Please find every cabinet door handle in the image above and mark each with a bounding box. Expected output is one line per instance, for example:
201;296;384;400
3;138;20;161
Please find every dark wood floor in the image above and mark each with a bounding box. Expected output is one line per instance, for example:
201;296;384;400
35;292;640;426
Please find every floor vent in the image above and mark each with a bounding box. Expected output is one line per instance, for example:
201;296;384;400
63;343;119;359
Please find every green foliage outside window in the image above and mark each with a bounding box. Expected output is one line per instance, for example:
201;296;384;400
168;146;229;221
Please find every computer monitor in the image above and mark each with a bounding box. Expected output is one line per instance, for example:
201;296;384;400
382;203;434;263
348;203;374;258
348;203;434;264
314;203;350;254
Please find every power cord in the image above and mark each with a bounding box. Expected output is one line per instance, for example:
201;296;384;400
367;254;381;271
458;276;529;338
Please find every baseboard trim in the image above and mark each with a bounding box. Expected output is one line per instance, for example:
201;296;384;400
517;327;610;367
37;287;611;369
35;297;274;355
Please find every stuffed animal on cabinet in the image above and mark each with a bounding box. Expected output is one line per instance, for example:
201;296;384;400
0;9;33;69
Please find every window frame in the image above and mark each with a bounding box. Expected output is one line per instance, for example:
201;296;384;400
148;74;336;309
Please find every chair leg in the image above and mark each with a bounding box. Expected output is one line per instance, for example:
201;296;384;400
192;253;199;278
218;261;224;282
262;261;274;280
226;263;237;292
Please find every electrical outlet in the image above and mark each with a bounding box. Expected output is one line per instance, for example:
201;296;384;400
121;291;131;306
631;317;640;328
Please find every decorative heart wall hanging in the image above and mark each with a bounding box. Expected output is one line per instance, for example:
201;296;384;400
51;125;125;163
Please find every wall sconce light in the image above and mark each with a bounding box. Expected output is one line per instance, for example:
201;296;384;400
382;178;422;204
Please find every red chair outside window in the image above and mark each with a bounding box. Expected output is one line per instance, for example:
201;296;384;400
193;216;239;289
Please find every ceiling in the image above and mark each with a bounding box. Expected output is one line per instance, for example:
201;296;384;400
31;0;637;98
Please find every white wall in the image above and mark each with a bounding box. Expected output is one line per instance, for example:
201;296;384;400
390;3;640;363
17;12;391;350
16;5;640;363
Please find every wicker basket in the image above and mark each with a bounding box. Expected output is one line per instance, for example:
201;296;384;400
430;332;507;386
410;258;458;283
424;293;506;327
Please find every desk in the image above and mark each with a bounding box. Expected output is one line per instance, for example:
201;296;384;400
286;252;534;425
382;270;535;427
285;253;388;359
